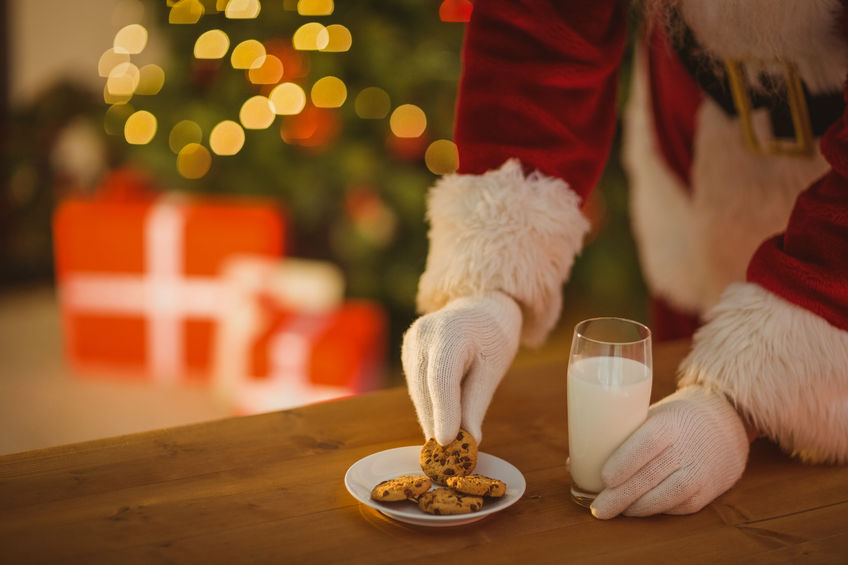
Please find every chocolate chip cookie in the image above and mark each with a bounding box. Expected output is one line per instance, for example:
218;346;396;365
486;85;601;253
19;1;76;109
445;474;507;497
370;474;432;502
417;487;484;515
419;429;478;485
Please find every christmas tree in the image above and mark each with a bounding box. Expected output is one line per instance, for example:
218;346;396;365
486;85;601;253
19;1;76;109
3;0;647;379
95;0;475;365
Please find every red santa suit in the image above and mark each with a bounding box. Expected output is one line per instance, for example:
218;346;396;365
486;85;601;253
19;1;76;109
415;0;848;464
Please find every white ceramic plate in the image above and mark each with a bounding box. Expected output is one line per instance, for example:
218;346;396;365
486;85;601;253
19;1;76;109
344;446;526;527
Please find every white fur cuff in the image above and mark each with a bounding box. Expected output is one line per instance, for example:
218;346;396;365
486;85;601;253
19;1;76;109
679;282;848;464
416;159;590;347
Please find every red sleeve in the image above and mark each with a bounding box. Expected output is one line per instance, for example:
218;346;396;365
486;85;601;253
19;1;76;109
453;0;628;200
747;81;848;332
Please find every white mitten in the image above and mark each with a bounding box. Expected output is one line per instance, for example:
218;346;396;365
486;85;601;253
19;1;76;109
401;291;522;445
590;385;750;519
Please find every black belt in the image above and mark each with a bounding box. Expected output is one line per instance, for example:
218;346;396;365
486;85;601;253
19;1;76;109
670;11;844;147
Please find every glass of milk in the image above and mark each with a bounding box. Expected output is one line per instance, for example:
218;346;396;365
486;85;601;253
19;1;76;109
566;317;652;508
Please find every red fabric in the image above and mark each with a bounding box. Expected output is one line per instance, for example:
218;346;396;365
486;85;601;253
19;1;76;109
747;83;848;331
454;1;848;333
647;24;702;190
651;297;701;342
454;0;627;200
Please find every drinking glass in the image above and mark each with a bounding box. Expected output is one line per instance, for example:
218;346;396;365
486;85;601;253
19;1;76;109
566;317;652;508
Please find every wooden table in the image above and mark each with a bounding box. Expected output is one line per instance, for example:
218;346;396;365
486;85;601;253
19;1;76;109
1;340;846;564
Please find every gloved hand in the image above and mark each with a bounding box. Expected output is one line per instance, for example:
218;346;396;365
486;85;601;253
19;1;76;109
401;291;522;445
590;385;750;519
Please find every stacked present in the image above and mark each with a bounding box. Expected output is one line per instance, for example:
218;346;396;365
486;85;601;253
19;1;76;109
212;256;387;414
53;170;387;413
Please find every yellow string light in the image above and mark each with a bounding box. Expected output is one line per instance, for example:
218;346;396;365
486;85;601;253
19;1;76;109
293;23;329;50
390;104;427;137
269;82;306;115
103;84;132;105
168;120;203;154
239;95;276;129
104;103;135;136
297;0;333;16
354;87;390;119
225;0;261;19
194;29;230;59
106;62;140;98
320;24;352;52
176;143;212;178
231;39;266;69
124;110;157;144
98;48;130;78
169;0;204;24
425;139;459;175
210;120;246;155
311;76;347;108
135;64;165;95
248;54;284;84
113;24;148;54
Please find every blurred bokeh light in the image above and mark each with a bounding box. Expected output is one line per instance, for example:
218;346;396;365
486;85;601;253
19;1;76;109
168;120;203;154
239;95;276;129
293;23;329;51
231;39;266;69
311;76;347;108
210;120;246;155
269;82;307;115
425;139;459;175
113;23;148;54
176;142;212;178
124;110;157;144
297;0;333;16
389;104;427;138
354;87;390;119
194;29;230;59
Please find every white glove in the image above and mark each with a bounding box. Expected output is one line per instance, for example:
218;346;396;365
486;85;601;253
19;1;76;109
401;291;522;445
590;385;750;519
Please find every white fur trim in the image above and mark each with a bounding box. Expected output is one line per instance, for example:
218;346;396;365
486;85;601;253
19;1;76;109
689;102;829;310
679;0;848;94
623;44;705;314
623;42;831;315
417;159;589;347
679;282;848;464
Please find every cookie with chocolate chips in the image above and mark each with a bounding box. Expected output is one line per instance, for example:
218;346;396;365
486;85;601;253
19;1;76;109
370;475;432;502
417;487;484;515
445;474;507;497
419;429;478;485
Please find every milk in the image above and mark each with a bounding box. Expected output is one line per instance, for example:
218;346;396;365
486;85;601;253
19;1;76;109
567;356;652;494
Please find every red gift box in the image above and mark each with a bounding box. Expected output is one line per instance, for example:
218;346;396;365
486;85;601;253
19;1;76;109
53;195;285;382
230;300;387;414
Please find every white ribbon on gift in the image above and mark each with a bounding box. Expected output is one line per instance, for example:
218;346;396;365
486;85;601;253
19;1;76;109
211;255;347;413
234;313;358;414
59;198;225;384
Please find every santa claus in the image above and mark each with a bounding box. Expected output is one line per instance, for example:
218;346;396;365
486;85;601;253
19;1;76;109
402;0;848;518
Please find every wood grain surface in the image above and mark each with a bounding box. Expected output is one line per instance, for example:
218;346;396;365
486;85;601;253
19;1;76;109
1;340;846;564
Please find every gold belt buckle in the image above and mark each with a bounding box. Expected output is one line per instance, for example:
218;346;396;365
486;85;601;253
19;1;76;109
724;58;814;157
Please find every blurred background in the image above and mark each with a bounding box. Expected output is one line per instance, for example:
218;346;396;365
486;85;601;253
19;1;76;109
0;0;647;455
